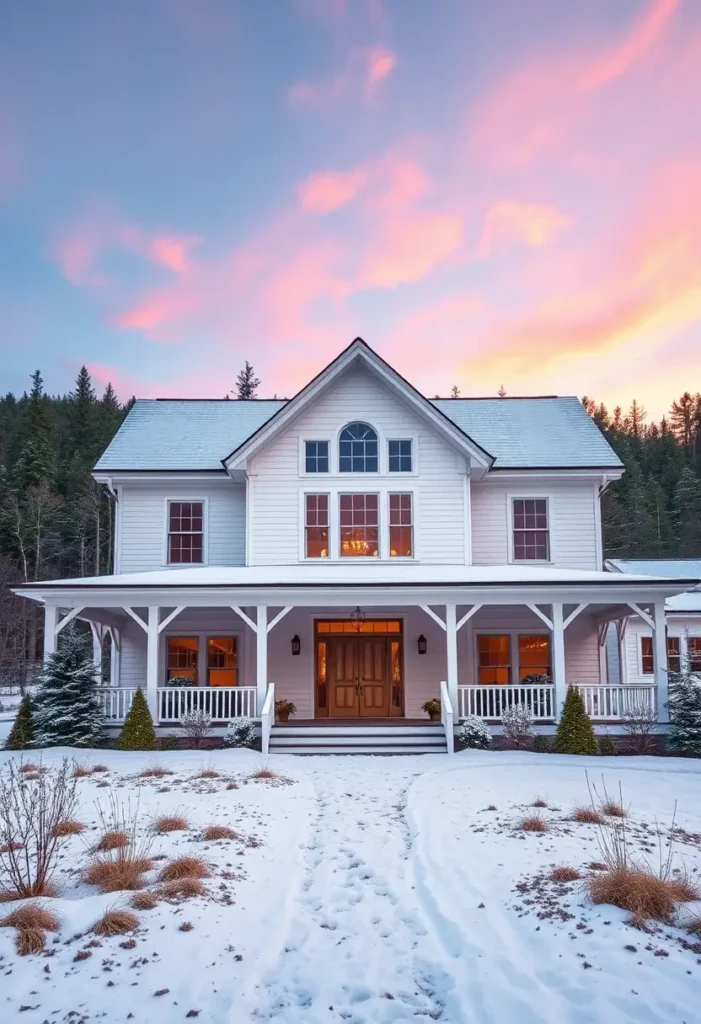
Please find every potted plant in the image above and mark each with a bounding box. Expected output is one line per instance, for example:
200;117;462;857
422;697;441;722
275;699;296;723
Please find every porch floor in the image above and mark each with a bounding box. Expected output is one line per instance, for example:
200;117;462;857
279;718;442;727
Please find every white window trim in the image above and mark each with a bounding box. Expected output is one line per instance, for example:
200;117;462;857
300;490;331;561
299;485;417;562
386;490;416;560
299;426;420;478
387;437;418;477
161;629;245;688
163;497;209;567
638;634;654;675
506;494;553;565
470;627;551;685
299;438;331;477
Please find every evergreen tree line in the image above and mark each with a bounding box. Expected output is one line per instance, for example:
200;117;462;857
582;392;701;558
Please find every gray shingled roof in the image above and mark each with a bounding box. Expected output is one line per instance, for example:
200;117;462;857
607;558;701;578
94;395;622;472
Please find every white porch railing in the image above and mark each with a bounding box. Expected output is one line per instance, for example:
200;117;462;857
261;683;275;756
458;684;556;721
574;684;656;720
98;687;137;722
157;686;257;722
440;680;454;755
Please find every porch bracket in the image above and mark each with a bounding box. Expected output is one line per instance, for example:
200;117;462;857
106;625;121;654
56;606;85;634
231;605;257;633
627;602;655;630
456;604;483;632
527;603;554;630
157;606;185;634
420;605;446;631
563;603;588;630
124;607;148;632
267;606;292;634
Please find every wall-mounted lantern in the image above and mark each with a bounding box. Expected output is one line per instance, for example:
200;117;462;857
291;634;301;656
417;634;427;655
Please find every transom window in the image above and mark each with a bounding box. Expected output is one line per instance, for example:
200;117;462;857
305;494;329;558
339;422;378;473
305;440;328;473
340;493;379;557
388;439;412;472
168;501;203;564
389;493;413;557
512;498;550;561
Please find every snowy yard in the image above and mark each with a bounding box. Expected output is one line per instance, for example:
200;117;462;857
1;747;700;1024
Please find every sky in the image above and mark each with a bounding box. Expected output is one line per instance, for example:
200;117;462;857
1;0;700;416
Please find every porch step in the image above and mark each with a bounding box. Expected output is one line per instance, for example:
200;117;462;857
268;722;448;755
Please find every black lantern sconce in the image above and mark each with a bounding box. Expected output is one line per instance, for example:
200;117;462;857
291;634;301;656
417;634;427;655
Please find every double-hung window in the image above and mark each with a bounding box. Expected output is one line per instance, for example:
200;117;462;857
168;501;203;564
477;635;511;685
305;441;328;473
512;498;550;561
389;493;413;557
340;493;379;557
305;494;329;558
690;637;701;674
640;635;684;674
388;440;412;472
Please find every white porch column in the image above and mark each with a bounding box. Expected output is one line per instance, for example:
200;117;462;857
146;606;159;721
43;604;58;664
256;606;268;716
653;600;668;724
90;623;103;684
445;603;459;717
551;602;567;721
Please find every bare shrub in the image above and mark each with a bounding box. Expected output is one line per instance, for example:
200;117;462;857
571;806;605;824
532;797;548;808
518;814;549;833
201;825;238;841
95;830;129;852
0;902;60;931
52;819;86;837
0;758;78;899
159;856;210;882
160;876;206;899
153;814;188;834
181;711;212;750
16;927;46;955
93;908;139;936
550;866;581;882
501;705;533;749
587;774;628;821
131;890;158;910
621;701;657;756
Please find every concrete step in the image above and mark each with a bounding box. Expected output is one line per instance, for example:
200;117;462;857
272;725;444;738
268;743;448;755
271;733;446;747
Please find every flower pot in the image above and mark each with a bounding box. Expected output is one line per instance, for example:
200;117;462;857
428;711;440;722
277;710;290;723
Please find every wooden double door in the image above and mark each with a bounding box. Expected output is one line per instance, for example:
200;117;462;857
327;634;392;718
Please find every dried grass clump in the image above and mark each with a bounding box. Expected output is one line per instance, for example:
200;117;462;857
179;921;193;931
153;814;189;834
139;764;174;779
0;881;58;903
16;927;46;955
72;763;92;779
518;814;550;833
95;830;129;852
486;805;497;812
250;767;278;780
550;866;581;883
159;856;210;882
571;806;605;825
225;781;238;791
130;890;158;910
84;794;154;893
52;819;86;837
19;763;40;775
160;876;206;899
601;800;627;818
201;825;238;841
92;764;109;773
93;909;139;936
0;841;23;853
588;867;699;922
196;769;220;780
532;797;548;809
84;856;153;893
0;902;60;931
687;918;701;937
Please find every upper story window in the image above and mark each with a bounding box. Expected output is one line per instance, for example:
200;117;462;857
339;422;378;473
305;440;329;473
512;498;550;561
389;493;413;557
340;493;379;557
388;439;412;472
168;501;203;564
305;494;329;558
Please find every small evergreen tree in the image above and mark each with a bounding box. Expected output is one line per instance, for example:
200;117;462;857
117;688;157;751
5;693;34;750
234;361;260;400
667;662;701;755
553;686;597;755
33;625;103;747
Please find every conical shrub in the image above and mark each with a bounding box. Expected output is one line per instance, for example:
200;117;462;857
553;685;597;755
5;693;34;750
117;688;157;751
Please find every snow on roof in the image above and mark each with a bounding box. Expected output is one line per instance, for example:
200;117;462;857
95;395;622;472
667;592;701;613
17;563;692;591
606;559;701;614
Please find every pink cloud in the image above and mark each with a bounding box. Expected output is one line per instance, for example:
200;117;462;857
365;48;396;91
288;46;396;109
149;235;200;273
480;199;573;256
85;362;146;401
579;0;679;92
358;210;465;290
298;167;371;214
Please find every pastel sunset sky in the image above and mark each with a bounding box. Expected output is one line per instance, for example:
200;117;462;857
1;0;700;413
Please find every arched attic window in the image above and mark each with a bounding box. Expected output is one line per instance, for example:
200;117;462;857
339;422;378;472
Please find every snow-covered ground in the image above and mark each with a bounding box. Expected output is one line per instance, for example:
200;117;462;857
1;748;700;1023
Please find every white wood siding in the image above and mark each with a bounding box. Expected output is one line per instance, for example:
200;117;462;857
622;615;701;686
117;481;245;573
470;478;599;569
247;366;468;565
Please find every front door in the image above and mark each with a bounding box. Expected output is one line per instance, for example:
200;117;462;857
327;636;390;718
